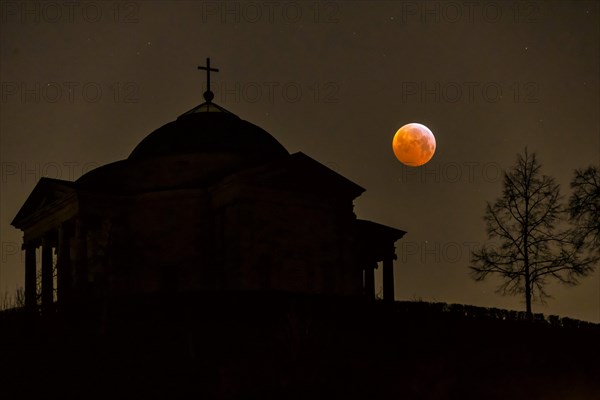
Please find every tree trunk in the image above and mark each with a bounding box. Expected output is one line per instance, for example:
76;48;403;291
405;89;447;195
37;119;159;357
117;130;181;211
524;268;532;321
523;177;532;322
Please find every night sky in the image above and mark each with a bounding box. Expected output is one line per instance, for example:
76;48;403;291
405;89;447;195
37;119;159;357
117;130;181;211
1;1;598;322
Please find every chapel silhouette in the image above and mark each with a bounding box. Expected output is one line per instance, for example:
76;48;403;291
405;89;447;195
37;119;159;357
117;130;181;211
11;59;406;316
5;61;599;400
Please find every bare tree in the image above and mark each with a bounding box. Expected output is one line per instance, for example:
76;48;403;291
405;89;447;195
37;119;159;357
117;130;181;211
569;165;600;255
470;149;596;320
0;287;25;311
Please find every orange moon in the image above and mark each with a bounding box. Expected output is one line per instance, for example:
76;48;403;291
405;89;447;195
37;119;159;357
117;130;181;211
392;123;436;167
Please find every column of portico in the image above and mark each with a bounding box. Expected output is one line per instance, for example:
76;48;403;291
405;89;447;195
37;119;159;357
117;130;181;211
40;235;54;314
23;242;37;313
364;261;376;300
382;247;396;303
22;220;77;315
56;221;73;307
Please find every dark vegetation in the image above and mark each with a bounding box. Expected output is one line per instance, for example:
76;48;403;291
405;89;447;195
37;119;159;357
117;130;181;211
471;150;597;319
569;165;600;256
1;294;598;399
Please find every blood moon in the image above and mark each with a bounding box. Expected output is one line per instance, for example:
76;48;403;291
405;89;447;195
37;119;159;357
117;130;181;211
392;123;436;167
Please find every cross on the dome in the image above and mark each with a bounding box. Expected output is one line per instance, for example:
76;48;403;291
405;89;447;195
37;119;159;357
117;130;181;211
198;57;219;102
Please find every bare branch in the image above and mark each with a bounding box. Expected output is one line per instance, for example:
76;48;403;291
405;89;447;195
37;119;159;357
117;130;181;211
470;149;598;318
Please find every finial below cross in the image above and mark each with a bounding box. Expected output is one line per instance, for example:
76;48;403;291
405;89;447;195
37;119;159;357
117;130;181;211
198;57;219;102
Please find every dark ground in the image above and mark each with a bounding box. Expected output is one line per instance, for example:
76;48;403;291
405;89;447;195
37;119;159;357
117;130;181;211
1;294;599;399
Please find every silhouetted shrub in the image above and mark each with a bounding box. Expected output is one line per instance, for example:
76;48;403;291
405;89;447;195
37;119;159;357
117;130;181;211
547;315;561;326
561;317;579;329
533;313;545;323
